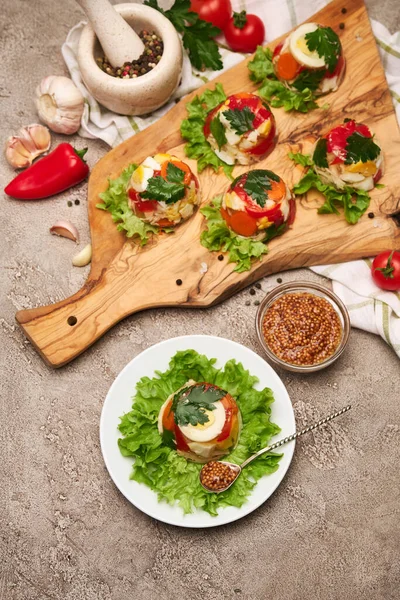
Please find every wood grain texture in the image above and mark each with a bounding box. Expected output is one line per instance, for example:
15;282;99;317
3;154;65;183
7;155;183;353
16;0;400;367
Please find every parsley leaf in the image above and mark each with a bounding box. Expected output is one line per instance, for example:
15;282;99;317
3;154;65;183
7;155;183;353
144;0;223;71
166;162;185;184
288;152;314;167
242;170;280;207
313;138;329;168
223;106;254;135
344;132;381;165
292;69;326;92
305;26;341;72
181;84;233;177
210;114;228;150
172;384;226;426
142;177;186;204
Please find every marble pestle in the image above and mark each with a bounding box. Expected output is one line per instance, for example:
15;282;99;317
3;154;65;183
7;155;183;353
76;0;145;67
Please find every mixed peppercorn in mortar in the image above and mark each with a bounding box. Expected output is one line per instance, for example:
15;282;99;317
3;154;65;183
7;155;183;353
262;292;343;366
97;30;163;78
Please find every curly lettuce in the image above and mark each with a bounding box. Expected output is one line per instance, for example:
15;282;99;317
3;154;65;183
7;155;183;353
96;164;170;245
289;152;371;224
118;350;282;516
200;196;268;272
180;83;234;178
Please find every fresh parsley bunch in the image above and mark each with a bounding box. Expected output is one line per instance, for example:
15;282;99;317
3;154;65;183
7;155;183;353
144;0;223;71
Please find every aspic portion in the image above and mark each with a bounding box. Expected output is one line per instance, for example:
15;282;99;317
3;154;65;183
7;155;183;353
273;23;345;96
312;119;383;191
158;381;242;463
204;93;276;166
221;169;295;238
128;153;200;227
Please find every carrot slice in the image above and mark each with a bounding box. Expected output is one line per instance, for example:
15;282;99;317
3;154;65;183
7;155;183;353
276;52;301;80
161;160;192;185
229;211;258;237
162;399;175;431
268;179;286;201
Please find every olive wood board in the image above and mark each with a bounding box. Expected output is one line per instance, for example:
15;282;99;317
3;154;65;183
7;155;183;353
15;0;400;367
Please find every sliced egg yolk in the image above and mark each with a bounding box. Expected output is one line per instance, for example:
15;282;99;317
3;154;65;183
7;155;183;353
153;153;172;165
289;23;326;69
179;400;225;443
130;164;154;193
344;160;377;176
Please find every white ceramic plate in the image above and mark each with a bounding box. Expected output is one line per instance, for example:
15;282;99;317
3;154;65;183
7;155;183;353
100;335;296;528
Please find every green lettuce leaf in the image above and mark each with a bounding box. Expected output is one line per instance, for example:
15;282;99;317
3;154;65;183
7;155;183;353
180;84;234;178
290;153;371;224
118;350;282;516
97;164;161;245
200;196;268;272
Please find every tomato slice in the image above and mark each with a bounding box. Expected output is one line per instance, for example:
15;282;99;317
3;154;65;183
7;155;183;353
162;399;175;432
273;41;284;58
216;394;238;442
325;52;345;78
174;424;190;452
287;196;296;226
327;120;372;163
161;159;192;186
373;168;382;184
221;206;258;237
128;188;158;212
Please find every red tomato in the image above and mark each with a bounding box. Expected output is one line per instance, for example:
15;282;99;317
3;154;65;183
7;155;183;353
224;11;265;53
327;120;372;163
371;251;400;291
174;424;191;452
190;0;232;30
128;188;158;212
216;393;238;442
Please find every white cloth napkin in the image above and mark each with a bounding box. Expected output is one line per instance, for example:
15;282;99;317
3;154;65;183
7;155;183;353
62;0;400;357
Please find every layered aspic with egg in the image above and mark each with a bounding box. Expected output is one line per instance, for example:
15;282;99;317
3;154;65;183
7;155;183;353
158;381;242;463
128;153;200;227
312;119;383;191
204;93;276;166
273;23;345;95
221;169;295;238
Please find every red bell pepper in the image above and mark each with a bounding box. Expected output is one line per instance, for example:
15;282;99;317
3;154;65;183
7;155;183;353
4;143;89;200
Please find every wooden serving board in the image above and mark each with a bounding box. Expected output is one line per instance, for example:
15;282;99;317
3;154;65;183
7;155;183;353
16;0;400;367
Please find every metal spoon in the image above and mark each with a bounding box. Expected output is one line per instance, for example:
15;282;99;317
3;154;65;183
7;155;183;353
199;405;352;493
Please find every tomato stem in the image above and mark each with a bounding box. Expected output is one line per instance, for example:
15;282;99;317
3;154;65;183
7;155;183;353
233;10;247;29
376;250;395;279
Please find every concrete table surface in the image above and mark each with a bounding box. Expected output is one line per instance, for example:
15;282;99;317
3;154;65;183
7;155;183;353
1;1;399;599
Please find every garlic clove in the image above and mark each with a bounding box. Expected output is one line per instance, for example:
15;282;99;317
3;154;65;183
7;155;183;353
35;76;84;135
4;124;51;169
72;244;92;267
50;220;79;243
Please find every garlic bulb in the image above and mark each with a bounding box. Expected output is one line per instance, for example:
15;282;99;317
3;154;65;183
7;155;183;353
35;76;84;135
5;124;51;169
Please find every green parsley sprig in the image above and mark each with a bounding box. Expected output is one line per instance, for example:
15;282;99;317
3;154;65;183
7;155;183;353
289;151;372;224
144;0;223;71
172;384;226;426
240;170;280;207
305;26;341;73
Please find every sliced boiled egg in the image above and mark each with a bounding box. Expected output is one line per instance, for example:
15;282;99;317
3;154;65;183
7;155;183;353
224;191;246;211
289;23;326;69
130;164;154;193
344;160;377;177
153;153;171;165
142;156;162;170
178;400;225;443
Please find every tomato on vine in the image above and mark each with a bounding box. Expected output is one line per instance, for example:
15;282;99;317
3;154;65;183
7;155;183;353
224;11;265;53
371;250;400;291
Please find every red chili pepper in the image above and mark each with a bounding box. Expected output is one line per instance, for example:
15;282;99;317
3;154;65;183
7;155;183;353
4;143;89;200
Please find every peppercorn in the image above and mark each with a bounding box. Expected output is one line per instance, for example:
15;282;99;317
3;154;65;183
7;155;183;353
176;279;183;286
250;289;256;296
254;300;260;306
255;282;262;289
341;7;347;13
245;300;251;306
368;212;375;219
218;254;224;261
277;278;283;283
98;30;164;79
339;22;345;29
74;199;80;205
67;200;73;207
